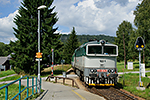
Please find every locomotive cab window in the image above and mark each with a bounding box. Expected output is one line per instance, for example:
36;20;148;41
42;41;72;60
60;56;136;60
88;46;102;54
104;46;116;55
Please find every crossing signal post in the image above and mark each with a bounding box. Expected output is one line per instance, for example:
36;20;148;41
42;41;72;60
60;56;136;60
135;37;145;87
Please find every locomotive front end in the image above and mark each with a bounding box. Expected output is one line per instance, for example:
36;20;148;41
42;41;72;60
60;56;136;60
84;40;118;86
72;40;118;86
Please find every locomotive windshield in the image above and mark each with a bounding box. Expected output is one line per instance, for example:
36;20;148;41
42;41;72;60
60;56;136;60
104;46;116;55
88;45;117;55
88;46;102;54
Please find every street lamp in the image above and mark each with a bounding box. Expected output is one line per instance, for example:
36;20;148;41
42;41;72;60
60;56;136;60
37;5;46;93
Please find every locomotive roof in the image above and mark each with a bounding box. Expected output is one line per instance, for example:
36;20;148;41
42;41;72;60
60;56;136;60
79;40;117;48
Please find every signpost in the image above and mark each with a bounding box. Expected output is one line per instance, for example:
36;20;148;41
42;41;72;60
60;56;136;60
127;62;133;70
141;63;145;77
135;37;145;87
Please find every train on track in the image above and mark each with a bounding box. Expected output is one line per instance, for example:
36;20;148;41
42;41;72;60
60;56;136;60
71;40;118;86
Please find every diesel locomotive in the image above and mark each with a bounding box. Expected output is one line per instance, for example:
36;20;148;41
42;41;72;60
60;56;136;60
71;40;118;86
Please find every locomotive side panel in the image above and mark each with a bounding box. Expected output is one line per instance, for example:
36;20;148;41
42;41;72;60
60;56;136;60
75;56;84;71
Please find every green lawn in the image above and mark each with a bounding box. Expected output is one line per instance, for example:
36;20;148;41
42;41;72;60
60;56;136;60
118;73;150;99
117;61;150;99
0;75;21;82
0;70;16;78
117;61;150;72
41;64;72;77
0;83;29;100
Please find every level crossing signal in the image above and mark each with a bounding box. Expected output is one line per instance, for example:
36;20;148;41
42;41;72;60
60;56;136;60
36;52;43;58
135;37;145;51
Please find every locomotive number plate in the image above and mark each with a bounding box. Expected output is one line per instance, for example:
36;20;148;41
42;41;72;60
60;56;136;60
97;69;107;72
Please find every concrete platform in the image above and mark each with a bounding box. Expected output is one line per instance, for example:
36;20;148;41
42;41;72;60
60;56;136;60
36;80;105;100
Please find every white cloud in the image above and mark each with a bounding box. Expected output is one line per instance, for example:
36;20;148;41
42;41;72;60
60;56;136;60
129;0;139;2
0;10;18;44
53;0;142;36
54;30;70;35
0;0;142;44
0;0;10;5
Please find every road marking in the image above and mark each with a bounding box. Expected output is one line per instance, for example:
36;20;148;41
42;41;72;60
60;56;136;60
72;90;86;100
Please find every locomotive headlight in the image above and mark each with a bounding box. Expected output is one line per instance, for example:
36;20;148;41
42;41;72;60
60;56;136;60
90;69;97;73
108;69;111;73
100;40;106;45
108;69;114;73
94;69;97;72
90;69;94;72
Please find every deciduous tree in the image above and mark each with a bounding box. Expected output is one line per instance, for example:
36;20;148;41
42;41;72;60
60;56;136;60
134;0;150;65
115;21;134;68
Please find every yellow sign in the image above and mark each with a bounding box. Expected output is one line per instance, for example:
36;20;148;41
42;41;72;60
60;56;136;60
36;52;43;58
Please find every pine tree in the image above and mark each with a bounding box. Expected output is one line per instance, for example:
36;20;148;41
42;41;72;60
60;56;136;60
63;27;80;64
11;0;61;74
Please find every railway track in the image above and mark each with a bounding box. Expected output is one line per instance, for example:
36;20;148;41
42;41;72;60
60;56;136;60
68;70;143;100
87;86;138;100
81;81;138;100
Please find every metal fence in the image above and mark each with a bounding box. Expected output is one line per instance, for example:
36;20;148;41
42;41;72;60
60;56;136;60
0;75;41;100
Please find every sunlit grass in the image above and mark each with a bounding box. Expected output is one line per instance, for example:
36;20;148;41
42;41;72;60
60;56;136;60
0;83;43;100
0;75;21;82
0;70;16;78
117;61;150;72
41;64;72;77
118;73;150;99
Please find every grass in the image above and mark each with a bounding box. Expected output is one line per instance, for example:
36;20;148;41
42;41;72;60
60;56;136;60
0;70;16;78
0;83;44;100
0;75;21;82
0;83;35;100
41;64;72;77
117;73;150;99
117;61;150;99
117;61;150;72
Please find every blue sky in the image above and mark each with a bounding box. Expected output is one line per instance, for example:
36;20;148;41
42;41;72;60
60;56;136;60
0;0;20;18
0;0;142;44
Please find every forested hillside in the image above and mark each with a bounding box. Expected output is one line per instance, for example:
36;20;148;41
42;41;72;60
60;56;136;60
60;34;115;44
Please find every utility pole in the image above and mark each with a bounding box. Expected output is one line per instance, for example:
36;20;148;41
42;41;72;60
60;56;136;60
51;49;54;76
37;5;46;93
